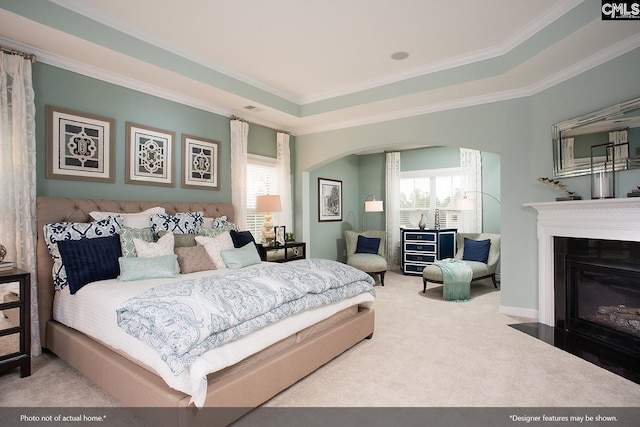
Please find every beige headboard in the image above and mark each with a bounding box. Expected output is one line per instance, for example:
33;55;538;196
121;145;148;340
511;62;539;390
36;197;235;348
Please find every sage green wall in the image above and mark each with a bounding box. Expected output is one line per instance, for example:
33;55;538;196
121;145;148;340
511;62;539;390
297;48;640;316
32;63;294;208
309;146;501;258
309;155;360;263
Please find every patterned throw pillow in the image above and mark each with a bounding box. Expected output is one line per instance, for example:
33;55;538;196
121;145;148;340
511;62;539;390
149;212;203;235
43;215;123;291
195;231;234;269
133;232;174;258
120;227;155;257
175;245;216;274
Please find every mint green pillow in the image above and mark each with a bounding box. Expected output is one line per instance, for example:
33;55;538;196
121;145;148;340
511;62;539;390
118;254;179;282
120;227;154;257
220;243;262;269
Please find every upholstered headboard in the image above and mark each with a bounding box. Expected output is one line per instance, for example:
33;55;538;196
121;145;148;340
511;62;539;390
35;197;235;348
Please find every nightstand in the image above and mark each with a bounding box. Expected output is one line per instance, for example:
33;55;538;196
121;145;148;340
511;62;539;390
257;242;306;263
0;268;31;377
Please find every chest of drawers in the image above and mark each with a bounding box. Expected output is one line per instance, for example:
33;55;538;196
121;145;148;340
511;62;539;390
400;228;457;275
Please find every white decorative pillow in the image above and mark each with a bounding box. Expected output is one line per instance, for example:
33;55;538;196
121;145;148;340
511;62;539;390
90;207;165;229
195;231;234;269
133;232;174;258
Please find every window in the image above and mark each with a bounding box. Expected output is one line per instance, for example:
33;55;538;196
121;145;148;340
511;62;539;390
400;168;463;229
246;155;278;242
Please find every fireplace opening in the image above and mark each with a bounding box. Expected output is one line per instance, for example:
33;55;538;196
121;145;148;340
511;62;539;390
555;237;640;359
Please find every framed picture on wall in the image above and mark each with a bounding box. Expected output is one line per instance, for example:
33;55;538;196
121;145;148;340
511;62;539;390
46;105;115;183
125;122;175;187
318;178;342;222
181;134;220;190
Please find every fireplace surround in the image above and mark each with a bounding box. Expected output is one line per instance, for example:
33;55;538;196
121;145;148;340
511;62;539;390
522;198;640;382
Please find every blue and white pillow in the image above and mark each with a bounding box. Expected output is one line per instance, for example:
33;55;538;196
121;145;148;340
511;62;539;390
150;212;203;235
43;215;123;291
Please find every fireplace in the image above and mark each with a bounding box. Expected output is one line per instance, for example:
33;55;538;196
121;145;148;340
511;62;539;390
519;198;640;383
554;237;640;358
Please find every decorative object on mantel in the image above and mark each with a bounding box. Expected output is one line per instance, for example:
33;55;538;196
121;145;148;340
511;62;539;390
627;186;640;198
0;244;5;262
590;142;617;199
537;177;581;201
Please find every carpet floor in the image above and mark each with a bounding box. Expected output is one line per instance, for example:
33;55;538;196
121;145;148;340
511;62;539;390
2;271;640;409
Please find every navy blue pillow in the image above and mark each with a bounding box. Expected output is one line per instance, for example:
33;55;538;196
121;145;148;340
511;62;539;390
230;230;256;248
355;235;381;254
462;238;491;263
57;235;122;294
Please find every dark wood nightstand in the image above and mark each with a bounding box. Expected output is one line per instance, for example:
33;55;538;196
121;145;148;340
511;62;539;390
0;268;31;377
257;242;306;263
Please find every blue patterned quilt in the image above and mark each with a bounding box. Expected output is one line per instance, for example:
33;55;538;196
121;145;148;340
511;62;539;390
116;259;375;375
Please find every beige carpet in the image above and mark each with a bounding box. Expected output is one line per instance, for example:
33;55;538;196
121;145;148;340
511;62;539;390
2;271;640;409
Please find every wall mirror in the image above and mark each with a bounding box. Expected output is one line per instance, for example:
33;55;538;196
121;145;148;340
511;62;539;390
552;96;640;178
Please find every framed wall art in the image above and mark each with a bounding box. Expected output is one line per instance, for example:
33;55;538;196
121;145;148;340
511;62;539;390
46;105;115;183
181;134;220;190
125;122;175;187
318;178;342;222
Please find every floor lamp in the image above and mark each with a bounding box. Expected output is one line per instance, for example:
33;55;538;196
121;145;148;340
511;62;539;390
362;195;383;231
454;191;501;210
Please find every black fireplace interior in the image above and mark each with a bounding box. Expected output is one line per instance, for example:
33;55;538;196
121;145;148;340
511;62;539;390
511;237;640;385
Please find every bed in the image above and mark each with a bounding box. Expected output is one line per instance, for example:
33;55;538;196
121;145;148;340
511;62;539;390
35;197;375;426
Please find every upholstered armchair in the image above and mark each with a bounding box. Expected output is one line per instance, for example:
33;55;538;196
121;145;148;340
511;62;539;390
422;233;500;293
344;230;387;286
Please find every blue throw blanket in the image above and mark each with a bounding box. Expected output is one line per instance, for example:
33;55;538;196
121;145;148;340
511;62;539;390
116;259;375;375
435;259;472;301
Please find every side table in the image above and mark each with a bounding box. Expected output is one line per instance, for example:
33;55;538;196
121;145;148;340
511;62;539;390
0;268;31;377
257;242;306;263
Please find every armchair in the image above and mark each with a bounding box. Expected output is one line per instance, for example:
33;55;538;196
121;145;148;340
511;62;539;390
422;233;500;293
344;230;387;286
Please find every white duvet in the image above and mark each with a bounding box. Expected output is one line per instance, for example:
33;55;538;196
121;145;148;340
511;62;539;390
53;263;374;407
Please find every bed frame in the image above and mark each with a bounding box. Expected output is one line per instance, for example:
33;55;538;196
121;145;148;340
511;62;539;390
35;197;375;426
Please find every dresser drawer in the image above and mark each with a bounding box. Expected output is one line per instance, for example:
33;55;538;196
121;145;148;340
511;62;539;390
405;242;436;252
404;232;436;242
403;263;428;275
404;253;436;264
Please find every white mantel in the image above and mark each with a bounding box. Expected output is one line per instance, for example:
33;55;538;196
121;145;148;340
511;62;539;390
525;198;640;326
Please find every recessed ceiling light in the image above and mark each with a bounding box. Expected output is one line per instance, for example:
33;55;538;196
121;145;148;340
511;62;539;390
391;51;409;60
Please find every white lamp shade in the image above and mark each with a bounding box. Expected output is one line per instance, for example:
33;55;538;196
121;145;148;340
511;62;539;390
365;200;384;212
255;195;282;213
454;197;476;211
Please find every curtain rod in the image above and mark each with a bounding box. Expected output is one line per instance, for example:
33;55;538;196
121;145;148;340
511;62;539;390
0;45;36;63
230;115;291;135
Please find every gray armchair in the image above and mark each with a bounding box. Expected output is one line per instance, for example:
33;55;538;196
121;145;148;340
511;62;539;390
344;230;387;286
422;232;500;293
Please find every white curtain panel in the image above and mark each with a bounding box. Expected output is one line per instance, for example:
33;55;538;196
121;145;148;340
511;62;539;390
276;132;292;231
459;148;482;233
385;151;401;270
230;119;249;231
0;52;41;355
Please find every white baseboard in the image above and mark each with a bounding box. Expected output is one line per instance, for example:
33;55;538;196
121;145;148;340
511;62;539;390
499;305;538;321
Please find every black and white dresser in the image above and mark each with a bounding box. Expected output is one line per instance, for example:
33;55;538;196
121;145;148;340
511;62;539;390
400;228;457;275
